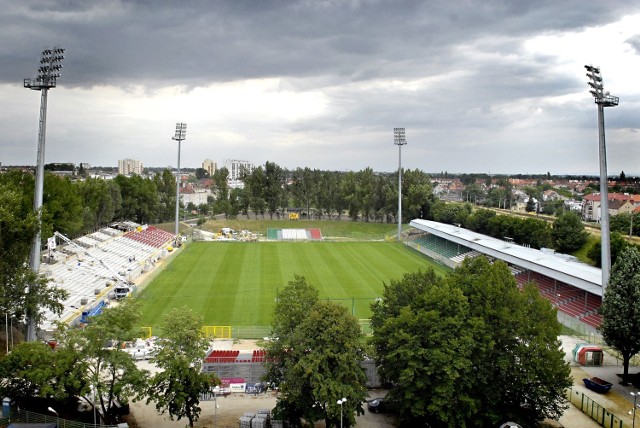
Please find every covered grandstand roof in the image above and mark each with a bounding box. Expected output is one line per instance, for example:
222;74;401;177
409;219;602;296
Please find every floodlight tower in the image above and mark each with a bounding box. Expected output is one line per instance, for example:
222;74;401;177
585;65;618;291
394;128;407;241
173;122;187;236
23;47;65;341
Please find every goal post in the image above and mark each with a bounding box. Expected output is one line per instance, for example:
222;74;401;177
140;326;152;339
201;325;231;339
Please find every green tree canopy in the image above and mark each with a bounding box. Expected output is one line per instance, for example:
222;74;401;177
0;172;67;334
600;246;640;385
266;276;366;427
54;300;149;424
371;258;571;427
370;270;476;426
552;211;588;253
148;307;217;427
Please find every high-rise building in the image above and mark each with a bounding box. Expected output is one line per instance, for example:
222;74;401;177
224;159;254;189
118;159;144;175
202;159;217;176
225;159;254;181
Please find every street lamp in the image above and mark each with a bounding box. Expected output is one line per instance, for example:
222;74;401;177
47;406;59;428
172;122;187;236
337;397;347;428
631;392;639;428
24;47;65;342
394;128;407;241
585;65;618;291
213;386;220;427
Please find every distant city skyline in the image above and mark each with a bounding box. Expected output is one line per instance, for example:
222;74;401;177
1;2;639;175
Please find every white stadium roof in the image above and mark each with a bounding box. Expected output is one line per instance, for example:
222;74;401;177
409;219;602;296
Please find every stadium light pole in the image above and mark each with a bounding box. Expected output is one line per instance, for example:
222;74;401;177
24;47;65;341
585;65;618;291
394;128;406;241
173;122;187;236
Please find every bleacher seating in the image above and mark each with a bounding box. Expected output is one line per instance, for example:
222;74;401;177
205;350;240;363
414;234;471;259
515;270;602;328
39;224;175;333
124;226;174;248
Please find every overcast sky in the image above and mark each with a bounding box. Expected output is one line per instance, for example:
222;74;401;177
1;1;639;175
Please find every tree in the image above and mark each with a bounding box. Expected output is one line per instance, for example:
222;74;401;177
431;201;472;226
599;246;640;385
466;208;496;235
243;166;267;218
264;161;285;219
516;218;552;249
552;212;588;253
152;169;177;222
370;270;476;426
0;172;67;335
0;341;77;404
148;307;216;427
195;167;209;180
266;275;319;388
212;167;231;217
355;168;375;222
78;178;120;232
55;300;149;424
371;258;571;427
114;175;160;224
266;276;367;427
42;174;84;237
402;169;434;222
453;258;570;426
291;167;317;219
587;232;629;268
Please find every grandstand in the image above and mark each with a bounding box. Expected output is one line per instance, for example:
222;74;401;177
267;228;323;241
38;224;175;338
408;219;603;331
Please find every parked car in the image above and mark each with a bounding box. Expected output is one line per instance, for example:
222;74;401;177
367;398;387;413
129;348;147;360
245;382;265;394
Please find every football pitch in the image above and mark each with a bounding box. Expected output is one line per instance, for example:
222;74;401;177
137;241;447;330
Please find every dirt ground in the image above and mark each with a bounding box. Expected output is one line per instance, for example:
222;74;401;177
126;337;635;427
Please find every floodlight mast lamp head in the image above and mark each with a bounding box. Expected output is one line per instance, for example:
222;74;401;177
173;122;187;141
584;65;619;107
24;47;65;90
394;127;406;146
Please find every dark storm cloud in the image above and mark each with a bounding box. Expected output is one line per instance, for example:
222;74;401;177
3;0;640;173
3;0;635;88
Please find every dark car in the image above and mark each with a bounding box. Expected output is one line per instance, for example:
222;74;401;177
367;398;387;413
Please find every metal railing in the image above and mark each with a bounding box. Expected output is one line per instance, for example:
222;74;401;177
0;409;120;428
568;387;624;428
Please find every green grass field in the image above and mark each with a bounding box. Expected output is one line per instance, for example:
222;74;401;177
137;241;447;330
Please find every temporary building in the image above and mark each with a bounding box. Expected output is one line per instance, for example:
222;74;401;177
572;343;604;366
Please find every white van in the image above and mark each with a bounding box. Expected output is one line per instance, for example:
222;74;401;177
113;286;130;299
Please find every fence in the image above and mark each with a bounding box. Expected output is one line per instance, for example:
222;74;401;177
0;409;119;428
568;387;624;428
202;325;232;339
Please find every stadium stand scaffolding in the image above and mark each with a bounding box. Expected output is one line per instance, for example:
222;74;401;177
37;223;176;339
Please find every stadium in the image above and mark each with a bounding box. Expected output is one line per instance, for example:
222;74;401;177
38;218;604;340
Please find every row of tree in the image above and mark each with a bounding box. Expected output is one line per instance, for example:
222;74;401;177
0;301;215;427
207;164;433;223
430;203;589;253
